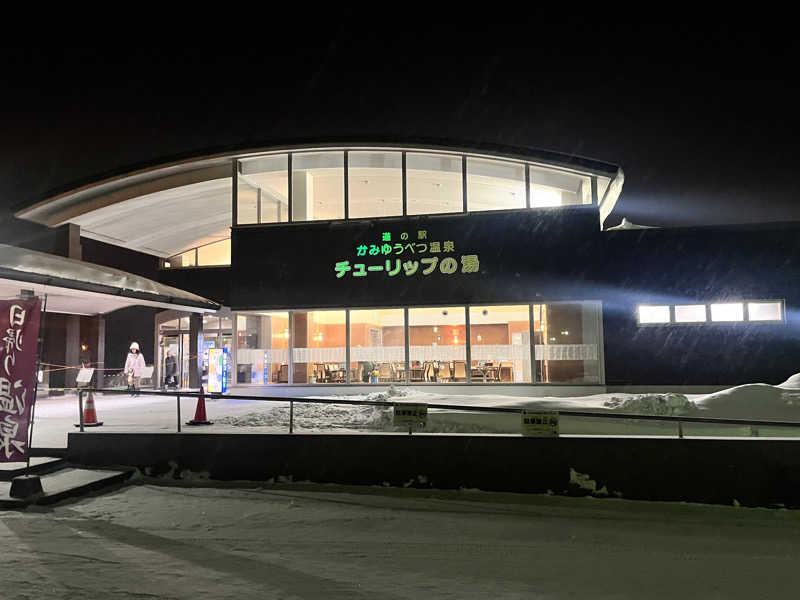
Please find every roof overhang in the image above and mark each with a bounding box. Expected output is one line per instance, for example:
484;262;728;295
0;244;219;315
15;138;623;230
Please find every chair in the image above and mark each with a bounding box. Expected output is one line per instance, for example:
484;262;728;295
453;361;467;382
438;362;451;382
278;364;289;383
499;362;514;382
379;363;393;382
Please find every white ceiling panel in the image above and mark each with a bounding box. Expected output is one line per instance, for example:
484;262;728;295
72;178;232;257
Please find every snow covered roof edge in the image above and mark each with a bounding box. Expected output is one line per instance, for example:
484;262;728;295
0;244;219;311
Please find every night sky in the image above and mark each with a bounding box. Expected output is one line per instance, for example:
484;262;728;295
2;26;798;238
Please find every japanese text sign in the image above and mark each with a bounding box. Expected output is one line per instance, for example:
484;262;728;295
335;229;480;280
520;410;559;438
0;299;42;461
393;403;428;429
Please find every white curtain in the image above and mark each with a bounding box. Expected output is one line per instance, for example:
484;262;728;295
534;344;597;361
350;345;406;362
292;347;347;363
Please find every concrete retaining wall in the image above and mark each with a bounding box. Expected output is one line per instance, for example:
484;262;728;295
68;433;800;508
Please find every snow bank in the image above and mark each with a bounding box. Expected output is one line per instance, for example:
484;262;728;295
779;373;800;390
603;393;697;416
216;402;393;430
695;383;800;420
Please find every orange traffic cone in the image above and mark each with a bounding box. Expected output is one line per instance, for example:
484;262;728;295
186;385;213;426
75;391;103;427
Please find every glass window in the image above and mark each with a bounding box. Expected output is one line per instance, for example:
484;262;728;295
293;310;346;383
348;152;403;218
469;305;531;383
408;307;466;383
467;158;525;212
179;317;190;330
407;153;463;215
529;166;591;207
534;302;602;384
197;239;231;266
236;312;290;384
349;309;406;383
638;305;670;324
177;249;196;268
236;177;259;225
597;176;611;204
239;154;289;224
674;304;707;323
747;301;783;321
292;152;345;221
710;303;744;322
220;316;233;330
203;315;220;330
160;319;179;332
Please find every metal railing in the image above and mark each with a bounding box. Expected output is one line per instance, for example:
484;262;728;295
75;387;800;438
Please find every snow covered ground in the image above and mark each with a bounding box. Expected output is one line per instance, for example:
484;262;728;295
31;374;800;449
3;480;800;599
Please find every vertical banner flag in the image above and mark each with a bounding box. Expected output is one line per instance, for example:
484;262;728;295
0;299;42;462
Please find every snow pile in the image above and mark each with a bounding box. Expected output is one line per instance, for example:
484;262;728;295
605;217;659;231
330;384;411;404
217;402;393;430
778;373;800;389
695;383;800;420
603;393;697;416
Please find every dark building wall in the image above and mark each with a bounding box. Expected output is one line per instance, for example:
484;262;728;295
104;306;160;373
148;211;800;387
231;206;603;310
42;312;69;390
80;237;159;280
157;266;231;306
0;215;75;257
599;222;800;385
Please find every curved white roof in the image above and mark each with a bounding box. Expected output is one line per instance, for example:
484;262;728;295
16;142;623;257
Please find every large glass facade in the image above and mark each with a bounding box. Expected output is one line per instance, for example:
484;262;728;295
349;309;405;383
292;310;347;383
408;306;467;382
236;312;290;384
233;301;603;385
406;153;463;215
348;151;403;218
238;154;289;224
529;166;591;207
291;152;345;222
469;305;531;383
467;158;526;212
165;147;614;272
533;302;602;384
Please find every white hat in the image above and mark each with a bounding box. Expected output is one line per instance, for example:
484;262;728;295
130;342;140;351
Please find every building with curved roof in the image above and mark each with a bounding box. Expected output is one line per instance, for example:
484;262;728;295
11;140;799;392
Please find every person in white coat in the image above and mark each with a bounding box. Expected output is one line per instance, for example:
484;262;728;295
125;342;146;396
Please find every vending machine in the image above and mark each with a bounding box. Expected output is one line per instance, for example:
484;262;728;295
207;348;230;393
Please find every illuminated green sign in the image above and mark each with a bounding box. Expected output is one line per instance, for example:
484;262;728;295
334;229;480;279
